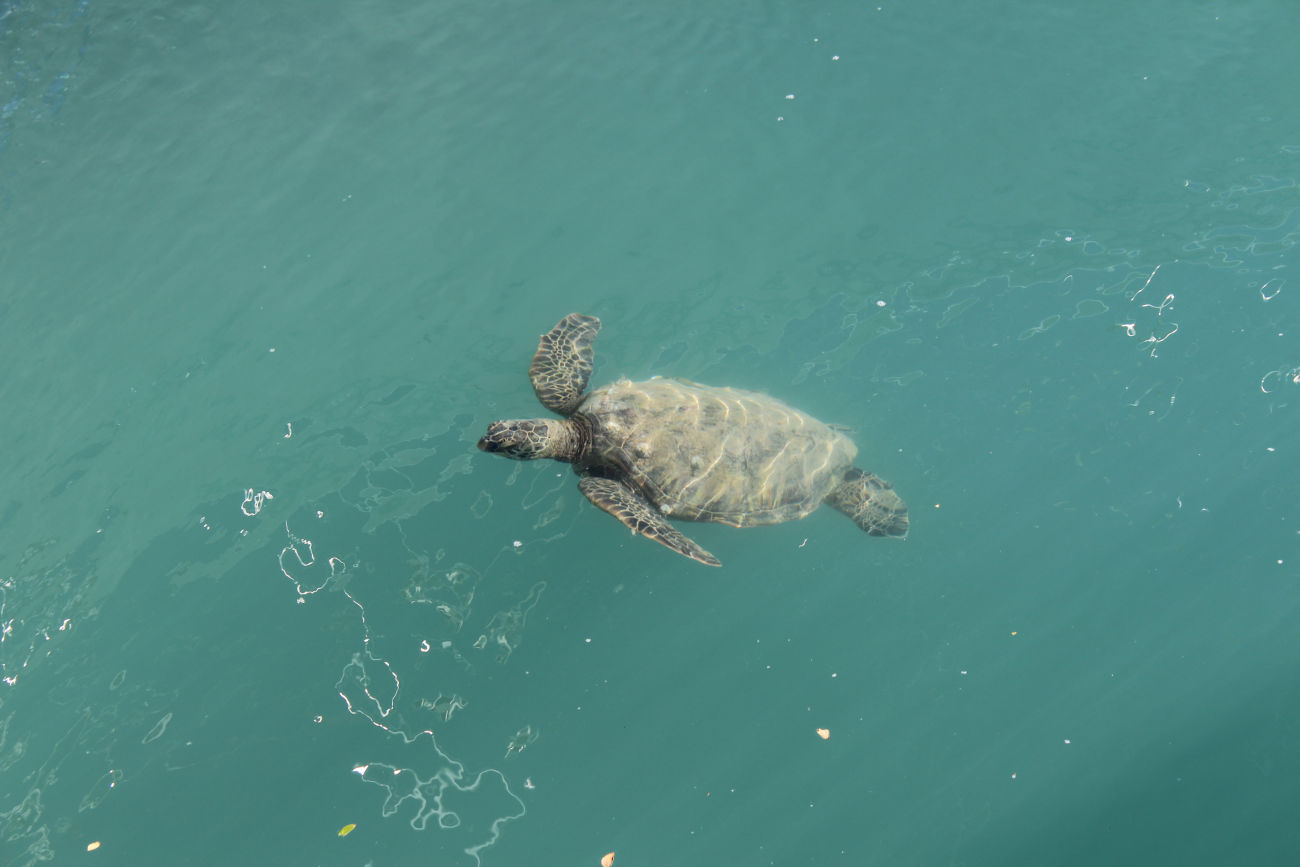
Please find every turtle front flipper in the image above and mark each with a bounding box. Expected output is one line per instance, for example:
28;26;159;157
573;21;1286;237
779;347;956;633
578;476;721;567
825;467;909;538
530;313;601;415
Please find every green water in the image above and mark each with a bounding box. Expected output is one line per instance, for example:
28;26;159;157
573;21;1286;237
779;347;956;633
3;2;1299;865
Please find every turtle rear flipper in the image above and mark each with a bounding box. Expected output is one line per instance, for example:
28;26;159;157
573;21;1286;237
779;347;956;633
531;313;601;415
825;467;909;538
579;476;722;567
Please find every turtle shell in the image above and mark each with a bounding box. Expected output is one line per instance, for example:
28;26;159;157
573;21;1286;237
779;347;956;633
577;378;857;526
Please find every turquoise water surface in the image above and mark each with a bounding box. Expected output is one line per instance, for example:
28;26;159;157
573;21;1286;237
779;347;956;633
3;2;1299;865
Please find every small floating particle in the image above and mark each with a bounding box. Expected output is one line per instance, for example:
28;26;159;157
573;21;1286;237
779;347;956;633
601;852;616;867
338;823;356;837
816;728;830;740
87;841;101;852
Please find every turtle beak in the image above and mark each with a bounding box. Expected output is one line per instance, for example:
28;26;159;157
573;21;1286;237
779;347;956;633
477;421;523;456
477;427;505;453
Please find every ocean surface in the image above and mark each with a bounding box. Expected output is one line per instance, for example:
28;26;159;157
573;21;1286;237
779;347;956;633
2;2;1298;865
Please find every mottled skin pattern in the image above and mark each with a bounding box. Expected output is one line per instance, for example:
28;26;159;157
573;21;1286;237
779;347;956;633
823;467;909;538
577;475;720;567
478;312;908;566
530;313;600;415
579;378;855;526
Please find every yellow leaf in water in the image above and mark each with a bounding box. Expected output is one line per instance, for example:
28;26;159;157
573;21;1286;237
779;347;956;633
338;823;357;837
87;841;101;852
601;852;615;867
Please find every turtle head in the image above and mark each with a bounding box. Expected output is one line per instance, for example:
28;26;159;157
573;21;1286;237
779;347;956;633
478;419;581;461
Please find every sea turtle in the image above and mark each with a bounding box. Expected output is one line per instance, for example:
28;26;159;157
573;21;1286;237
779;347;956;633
477;313;908;566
